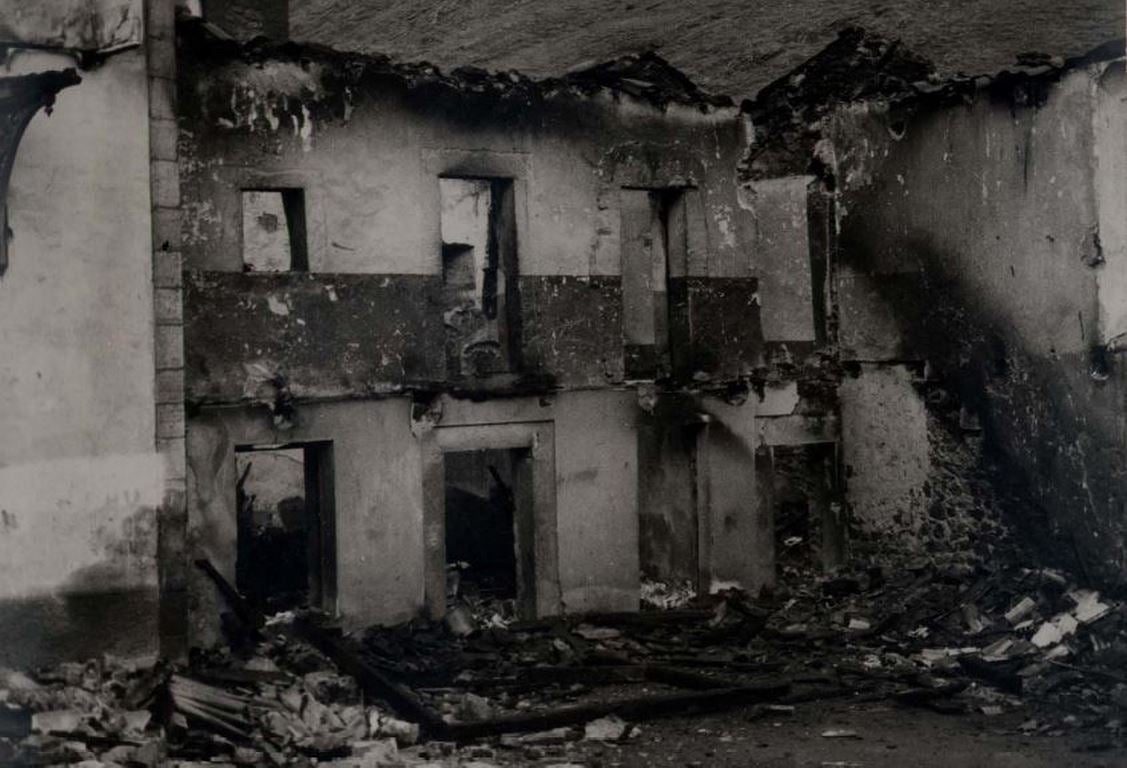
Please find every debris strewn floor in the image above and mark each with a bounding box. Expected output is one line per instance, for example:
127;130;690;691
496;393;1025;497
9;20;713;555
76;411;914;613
3;558;1127;766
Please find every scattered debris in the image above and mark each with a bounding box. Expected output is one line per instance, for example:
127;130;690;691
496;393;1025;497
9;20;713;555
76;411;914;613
821;729;862;739
583;714;629;741
2;558;1125;763
640;579;697;609
1005;596;1037;624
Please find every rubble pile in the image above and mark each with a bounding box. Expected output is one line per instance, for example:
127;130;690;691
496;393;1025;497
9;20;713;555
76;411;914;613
639;579;697;610
750;561;1127;733
4;558;1127;765
166;639;423;765
0;655;166;766
356;559;1127;741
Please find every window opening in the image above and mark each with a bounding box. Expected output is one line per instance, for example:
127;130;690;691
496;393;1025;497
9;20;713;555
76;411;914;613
620;188;687;379
439;177;520;377
241;189;308;272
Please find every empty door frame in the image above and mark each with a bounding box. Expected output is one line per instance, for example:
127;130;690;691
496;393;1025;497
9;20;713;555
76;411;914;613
233;440;337;613
421;421;560;620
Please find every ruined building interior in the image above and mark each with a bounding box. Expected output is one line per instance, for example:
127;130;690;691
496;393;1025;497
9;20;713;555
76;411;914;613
1;0;1126;765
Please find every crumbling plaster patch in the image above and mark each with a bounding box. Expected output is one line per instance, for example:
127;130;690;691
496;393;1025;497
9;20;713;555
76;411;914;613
839;364;929;550
824;59;1127;580
195;59;328;146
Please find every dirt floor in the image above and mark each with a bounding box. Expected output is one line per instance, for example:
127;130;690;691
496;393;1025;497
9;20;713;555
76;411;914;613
571;699;1127;768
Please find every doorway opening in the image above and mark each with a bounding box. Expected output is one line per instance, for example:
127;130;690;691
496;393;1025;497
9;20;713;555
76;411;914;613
443;447;533;621
761;443;844;578
234;441;335;613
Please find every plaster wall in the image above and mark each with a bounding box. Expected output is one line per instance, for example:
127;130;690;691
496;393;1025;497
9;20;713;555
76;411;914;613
835;69;1103;361
187;399;423;646
637;393;770;594
1094;63;1127;346
179;54;769;399
637;395;699;584
418;390;642;614
180;64;751;279
832;64;1127;580
0;46;160;662
740;176;816;342
697;395;771;592
0;0;142;51
186;389;640;639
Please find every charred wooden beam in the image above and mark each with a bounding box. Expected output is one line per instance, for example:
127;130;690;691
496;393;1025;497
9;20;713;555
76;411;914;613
294;617;449;736
445;678;791;741
194;558;265;635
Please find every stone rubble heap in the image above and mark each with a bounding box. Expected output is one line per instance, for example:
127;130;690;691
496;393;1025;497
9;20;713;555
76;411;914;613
3;556;1126;765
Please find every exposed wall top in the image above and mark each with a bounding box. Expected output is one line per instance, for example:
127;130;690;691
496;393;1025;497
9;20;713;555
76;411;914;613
740;27;1124;180
0;0;142;52
204;0;290;42
290;0;1123;101
179;17;734;111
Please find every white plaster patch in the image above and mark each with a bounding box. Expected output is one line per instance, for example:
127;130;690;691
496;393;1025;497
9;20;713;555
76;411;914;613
839;365;930;538
713;204;737;248
266;294;291;316
709;579;744;593
298;105;314;152
757;380;800;416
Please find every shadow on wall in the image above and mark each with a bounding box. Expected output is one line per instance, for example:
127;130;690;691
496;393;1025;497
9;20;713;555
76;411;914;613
0;588;159;668
0;505;161;668
840;224;1126;584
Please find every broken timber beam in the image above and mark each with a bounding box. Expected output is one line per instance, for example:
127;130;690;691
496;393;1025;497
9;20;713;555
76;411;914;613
298;616;790;741
957;655;1023;694
194;558;265;634
294;617;448;736
445;678;791;741
643;664;741;690
506;610;712;633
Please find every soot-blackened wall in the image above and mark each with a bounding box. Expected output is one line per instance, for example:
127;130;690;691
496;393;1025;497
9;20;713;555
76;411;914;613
832;63;1127;581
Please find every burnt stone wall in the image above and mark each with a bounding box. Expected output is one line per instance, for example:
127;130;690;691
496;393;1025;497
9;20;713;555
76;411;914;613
177;29;765;405
830;65;1127;583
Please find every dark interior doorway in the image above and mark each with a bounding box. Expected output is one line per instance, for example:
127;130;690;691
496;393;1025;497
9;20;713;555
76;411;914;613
234;441;335;613
760;443;845;576
443;447;533;619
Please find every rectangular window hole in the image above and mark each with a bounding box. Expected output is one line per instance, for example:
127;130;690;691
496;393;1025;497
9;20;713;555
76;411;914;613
438;176;521;377
620;187;688;380
241;189;308;272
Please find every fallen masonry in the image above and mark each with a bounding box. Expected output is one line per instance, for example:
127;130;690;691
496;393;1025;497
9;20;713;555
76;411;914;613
3;552;1127;765
1;2;1126;765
